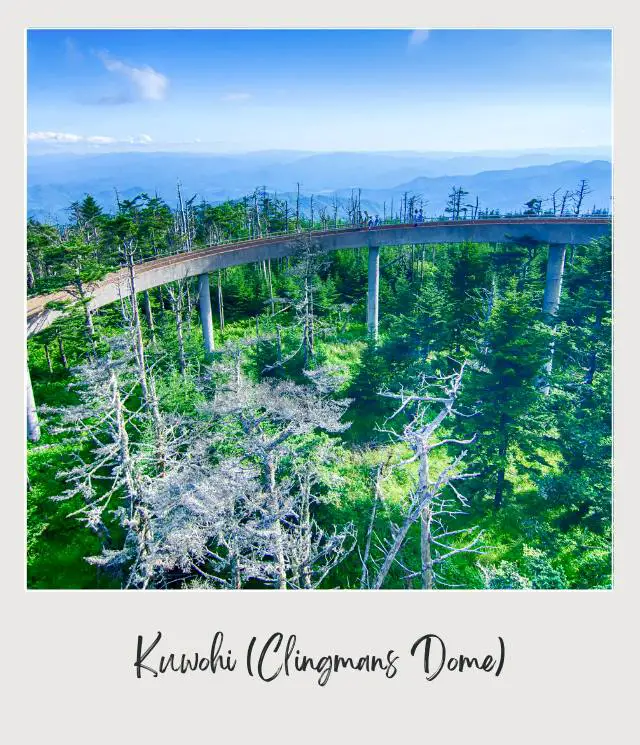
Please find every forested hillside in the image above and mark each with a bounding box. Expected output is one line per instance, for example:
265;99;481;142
26;191;612;590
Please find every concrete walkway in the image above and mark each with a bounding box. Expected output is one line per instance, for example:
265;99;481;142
27;218;611;337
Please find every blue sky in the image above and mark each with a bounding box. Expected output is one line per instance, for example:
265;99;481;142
27;29;612;153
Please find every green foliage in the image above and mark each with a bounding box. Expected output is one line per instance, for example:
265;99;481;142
27;443;117;589
484;562;532;589
521;546;568;589
462;278;552;507
26;192;612;590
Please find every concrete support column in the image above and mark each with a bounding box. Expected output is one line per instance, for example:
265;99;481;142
26;361;40;442
367;246;380;340
542;243;567;317
198;273;215;354
541;243;566;395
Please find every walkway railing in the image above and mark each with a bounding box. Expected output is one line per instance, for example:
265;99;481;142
140;214;612;268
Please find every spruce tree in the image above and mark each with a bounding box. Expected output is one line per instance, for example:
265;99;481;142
463;277;551;508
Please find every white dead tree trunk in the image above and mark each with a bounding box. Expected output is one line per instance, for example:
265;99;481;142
44;354;145;578
217;270;225;334
366;363;483;589
42;339;53;373
57;330;69;370
44;347;195;588
286;447;356;590
202;351;354;589
26;361;41;442
63;266;99;358
138;449;260;589
142;290;156;345
165;280;188;377
359;458;390;589
175;184;197;323
261;236;330;375
120;242;166;471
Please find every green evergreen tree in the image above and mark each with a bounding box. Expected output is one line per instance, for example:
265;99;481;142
463;278;552;508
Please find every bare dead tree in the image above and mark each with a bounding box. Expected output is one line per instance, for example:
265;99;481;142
266;258;276;316
118;241;167;470
559;190;572;216
281;443;356;589
67;274;98;358
43;354;147;581
331;195;339;228
44;343;201;588
57;328;69;369
164;280;188;377
200;350;354;589
318;205;329;231
137;446;261;589
261;236;331;374
27;259;36;291
26;360;41;442
142;290;156;345
37;329;54;373
363;362;483;589
174;184;198;322
217;270;225;334
573;179;593;216
359;456;392;588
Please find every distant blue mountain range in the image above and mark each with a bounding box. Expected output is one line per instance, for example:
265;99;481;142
27;149;612;223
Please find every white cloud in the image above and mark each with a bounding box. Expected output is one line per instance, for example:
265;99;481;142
128;134;153;144
222;92;252;102
27;131;84;142
86;135;117;144
99;53;168;102
408;30;430;47
28;131;145;146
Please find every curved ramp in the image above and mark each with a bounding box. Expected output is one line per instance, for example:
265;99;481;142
27;218;611;337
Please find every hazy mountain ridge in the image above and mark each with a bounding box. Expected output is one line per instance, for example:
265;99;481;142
343;160;612;216
27;150;612;223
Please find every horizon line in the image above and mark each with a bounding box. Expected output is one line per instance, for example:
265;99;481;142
27;144;613;157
